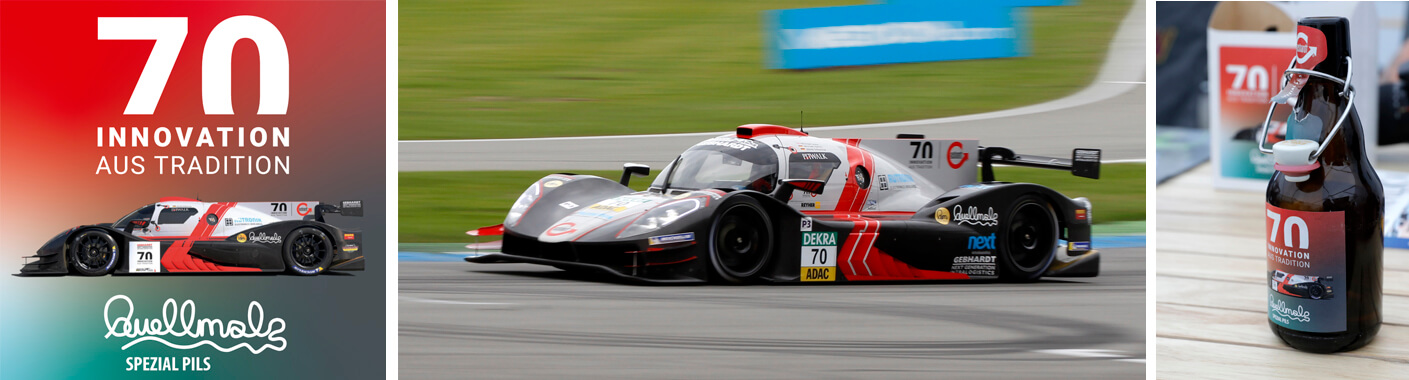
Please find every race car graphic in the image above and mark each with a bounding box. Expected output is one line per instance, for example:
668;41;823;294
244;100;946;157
19;198;365;276
467;124;1102;283
1270;270;1334;300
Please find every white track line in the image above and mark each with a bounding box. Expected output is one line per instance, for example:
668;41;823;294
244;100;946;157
400;296;513;306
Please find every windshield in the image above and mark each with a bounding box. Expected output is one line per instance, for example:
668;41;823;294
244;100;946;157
662;139;778;192
115;204;156;226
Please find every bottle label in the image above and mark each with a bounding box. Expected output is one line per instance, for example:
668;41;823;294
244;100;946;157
1266;203;1346;333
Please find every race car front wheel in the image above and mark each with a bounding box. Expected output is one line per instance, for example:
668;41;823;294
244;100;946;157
283;227;333;275
70;229;119;276
1308;284;1326;300
709;197;774;284
998;195;1058;282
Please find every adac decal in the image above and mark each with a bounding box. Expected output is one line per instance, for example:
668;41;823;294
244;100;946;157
967;233;996;250
343;245;359;252
648;232;695;245
1068;241;1090;251
947;142;969;169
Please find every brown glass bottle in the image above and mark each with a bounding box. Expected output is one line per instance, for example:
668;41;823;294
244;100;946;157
1266;17;1382;353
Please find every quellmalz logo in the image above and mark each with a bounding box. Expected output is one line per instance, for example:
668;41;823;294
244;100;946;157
951;205;999;227
105;295;288;371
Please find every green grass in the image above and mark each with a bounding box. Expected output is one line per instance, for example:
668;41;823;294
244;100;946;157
398;163;1145;243
399;0;1131;139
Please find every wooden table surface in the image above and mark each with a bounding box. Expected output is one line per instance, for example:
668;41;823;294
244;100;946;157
1156;163;1409;377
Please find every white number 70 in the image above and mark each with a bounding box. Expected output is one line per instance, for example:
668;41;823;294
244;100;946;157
98;16;288;115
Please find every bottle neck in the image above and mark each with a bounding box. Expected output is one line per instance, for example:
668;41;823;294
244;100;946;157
1290;79;1363;166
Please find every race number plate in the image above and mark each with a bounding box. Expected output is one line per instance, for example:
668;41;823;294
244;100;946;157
127;241;160;273
800;231;836;281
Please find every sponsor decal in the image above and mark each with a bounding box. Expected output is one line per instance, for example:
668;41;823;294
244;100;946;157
247;232;281;244
802;267;834;281
801;202;822;209
235;233;248;243
543;180;564;188
559;201;579;210
1075;209;1087;220
950;252;996;276
589;196;654;212
864;200;878;211
947;141;969;169
269;202;291;216
545;222;578;237
296;202;311;216
698;136;761;151
800;217;814;231
204;213;218;225
343;245;359;252
934;207;951;225
104;295;287;354
647;232;695;245
574;211;618;220
959;183;994;190
967;233;996;250
952;205;999;227
800;231;838;282
1068;241;1091;251
128;242;161;273
877;174;889;191
225;217;262;226
342;200;362;209
343;233;355;240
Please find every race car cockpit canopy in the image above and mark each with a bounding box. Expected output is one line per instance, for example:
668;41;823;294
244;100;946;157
653;136;779;193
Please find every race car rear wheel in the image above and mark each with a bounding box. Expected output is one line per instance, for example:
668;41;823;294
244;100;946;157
70;229;119;276
1308;284;1326;300
709;197;774;284
998;196;1058;282
284;227;333;275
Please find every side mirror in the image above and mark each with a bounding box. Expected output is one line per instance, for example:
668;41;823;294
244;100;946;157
620;163;650;186
126;219;150;233
774;179;826;202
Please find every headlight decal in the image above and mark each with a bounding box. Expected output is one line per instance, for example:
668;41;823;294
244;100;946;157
617;197;704;239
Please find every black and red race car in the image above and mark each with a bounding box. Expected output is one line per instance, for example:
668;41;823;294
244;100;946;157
467;125;1101;283
1270;270;1334;300
19;198;364;276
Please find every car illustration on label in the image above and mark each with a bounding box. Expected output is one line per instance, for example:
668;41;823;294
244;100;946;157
1270;270;1334;300
19;198;366;276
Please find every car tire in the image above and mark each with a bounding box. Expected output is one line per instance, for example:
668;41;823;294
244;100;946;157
708;196;774;284
1308;283;1326;300
283;227;333;275
997;195;1058;282
70;229;119;276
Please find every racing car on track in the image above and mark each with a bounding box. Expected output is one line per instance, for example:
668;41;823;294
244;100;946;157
467;124;1101;283
19;198;365;276
1270;270;1334;300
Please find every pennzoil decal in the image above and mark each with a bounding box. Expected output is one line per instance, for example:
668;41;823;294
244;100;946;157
235;233;248;243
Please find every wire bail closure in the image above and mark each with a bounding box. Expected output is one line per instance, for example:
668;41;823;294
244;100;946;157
1258;56;1354;161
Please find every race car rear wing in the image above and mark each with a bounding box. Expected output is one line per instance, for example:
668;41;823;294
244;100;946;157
315;200;364;222
978;147;1101;182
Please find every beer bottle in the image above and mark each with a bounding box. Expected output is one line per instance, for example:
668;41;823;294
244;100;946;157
1263;17;1382;353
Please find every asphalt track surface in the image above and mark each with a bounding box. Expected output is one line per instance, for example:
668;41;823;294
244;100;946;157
399;0;1147;172
399;247;1144;379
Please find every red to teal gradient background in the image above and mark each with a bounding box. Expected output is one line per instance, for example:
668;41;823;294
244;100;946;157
1;1;386;378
